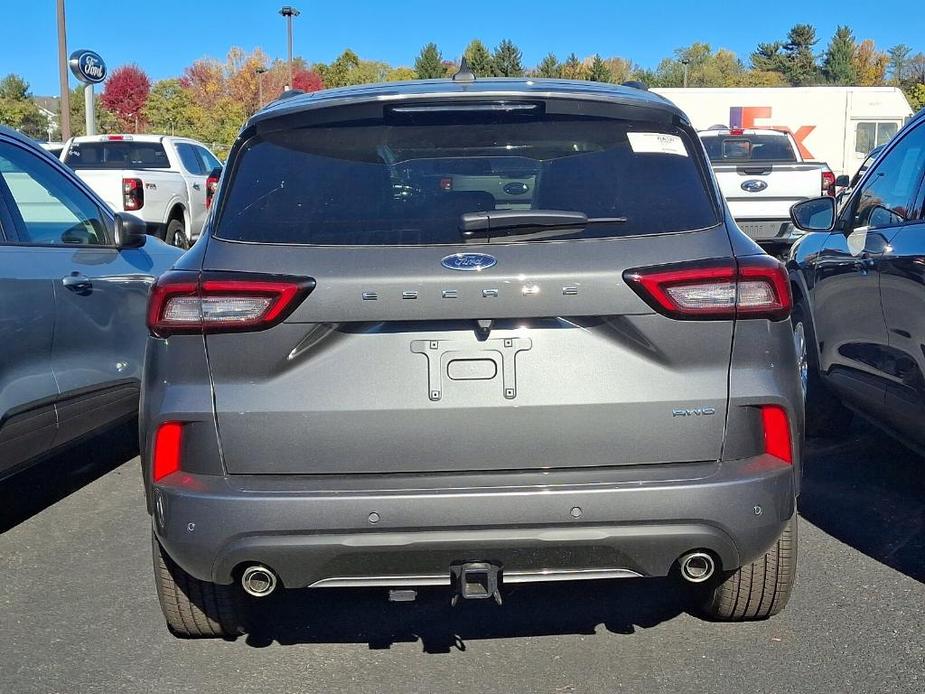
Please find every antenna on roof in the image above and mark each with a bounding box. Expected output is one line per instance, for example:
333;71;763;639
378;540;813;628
452;57;476;83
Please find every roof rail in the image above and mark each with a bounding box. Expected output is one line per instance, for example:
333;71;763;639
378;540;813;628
277;88;305;101
621;80;648;91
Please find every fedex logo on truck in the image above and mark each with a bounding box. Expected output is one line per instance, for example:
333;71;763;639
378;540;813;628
729;106;816;160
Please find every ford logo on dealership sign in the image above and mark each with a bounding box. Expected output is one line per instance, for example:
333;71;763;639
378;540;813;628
68;50;107;84
741;179;769;193
441;253;497;271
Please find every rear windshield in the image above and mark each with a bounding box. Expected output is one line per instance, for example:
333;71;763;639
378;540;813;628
701;134;797;163
216;111;718;245
64;141;170;170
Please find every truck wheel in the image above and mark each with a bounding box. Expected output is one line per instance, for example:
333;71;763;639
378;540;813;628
165;218;189;250
792;300;852;437
699;514;797;621
152;531;245;638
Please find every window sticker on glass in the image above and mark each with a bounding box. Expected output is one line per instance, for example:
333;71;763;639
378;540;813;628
627;132;688;157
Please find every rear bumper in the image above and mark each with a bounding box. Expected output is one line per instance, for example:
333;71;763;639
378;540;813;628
151;455;796;588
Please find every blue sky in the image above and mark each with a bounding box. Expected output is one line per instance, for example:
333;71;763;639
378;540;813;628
1;0;918;96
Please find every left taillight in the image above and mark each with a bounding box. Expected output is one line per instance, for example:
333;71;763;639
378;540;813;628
624;255;791;321
206;173;219;208
822;170;836;197
147;271;315;337
152;422;183;481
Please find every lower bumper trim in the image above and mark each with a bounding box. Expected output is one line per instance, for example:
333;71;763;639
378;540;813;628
308;567;643;589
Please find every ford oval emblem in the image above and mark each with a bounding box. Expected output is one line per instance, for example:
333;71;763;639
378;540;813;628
441;253;497;271
68;49;107;85
741;179;768;193
503;182;529;195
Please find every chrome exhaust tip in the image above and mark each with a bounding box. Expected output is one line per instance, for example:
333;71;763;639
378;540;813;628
241;565;278;597
679;552;715;583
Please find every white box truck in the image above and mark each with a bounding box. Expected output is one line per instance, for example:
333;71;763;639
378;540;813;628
653;87;913;176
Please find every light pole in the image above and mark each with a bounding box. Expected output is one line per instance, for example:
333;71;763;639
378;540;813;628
56;0;71;141
278;6;300;91
255;67;268;110
681;59;690;88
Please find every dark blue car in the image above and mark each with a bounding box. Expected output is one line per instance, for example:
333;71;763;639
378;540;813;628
0;127;182;479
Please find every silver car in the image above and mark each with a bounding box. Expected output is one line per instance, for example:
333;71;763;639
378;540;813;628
142;77;802;638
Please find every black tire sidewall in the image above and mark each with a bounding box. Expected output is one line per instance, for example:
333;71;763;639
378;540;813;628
166;218;189;250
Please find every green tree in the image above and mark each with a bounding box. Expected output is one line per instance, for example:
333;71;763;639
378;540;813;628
492;39;524;77
414;43;445;79
535;53;561;78
822;26;857;85
560;53;586;80
385;66;416;82
0;74;48;139
587;54;612;82
463;40;494;77
751;42;786;74
143;79;203;137
888;44;912;84
782;24;819;85
905;82;925;111
319;49;361;87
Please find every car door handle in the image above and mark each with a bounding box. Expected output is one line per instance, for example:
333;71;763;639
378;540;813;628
192;183;201;190
62;274;92;291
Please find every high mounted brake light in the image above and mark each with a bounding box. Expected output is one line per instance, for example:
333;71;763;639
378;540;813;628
624;255;791;321
147;271;316;337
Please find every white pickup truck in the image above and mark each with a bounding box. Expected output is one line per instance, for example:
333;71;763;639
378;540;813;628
60;135;222;248
699;127;835;252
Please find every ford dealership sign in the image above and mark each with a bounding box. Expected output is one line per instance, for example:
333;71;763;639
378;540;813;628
68;50;107;84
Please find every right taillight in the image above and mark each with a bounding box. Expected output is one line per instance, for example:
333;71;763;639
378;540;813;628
147;271;316;337
624;255;791;321
122;177;144;211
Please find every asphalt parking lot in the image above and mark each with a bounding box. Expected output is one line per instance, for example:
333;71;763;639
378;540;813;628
1;419;923;694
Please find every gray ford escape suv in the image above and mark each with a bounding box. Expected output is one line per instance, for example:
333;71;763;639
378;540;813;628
142;75;802;638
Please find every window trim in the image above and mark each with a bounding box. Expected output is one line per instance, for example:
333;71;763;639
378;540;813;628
0;138;116;247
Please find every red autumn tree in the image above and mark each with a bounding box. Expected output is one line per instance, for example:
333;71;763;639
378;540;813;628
292;68;324;93
100;64;151;132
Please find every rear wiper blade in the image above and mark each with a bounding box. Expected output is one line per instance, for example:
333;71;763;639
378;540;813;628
459;209;627;240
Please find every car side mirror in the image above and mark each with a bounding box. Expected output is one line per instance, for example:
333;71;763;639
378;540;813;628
790;197;836;233
113;212;148;249
835;174;850;188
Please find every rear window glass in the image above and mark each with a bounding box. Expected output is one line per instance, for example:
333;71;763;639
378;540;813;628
216;112;718;245
701;134;797;163
64;141;170;169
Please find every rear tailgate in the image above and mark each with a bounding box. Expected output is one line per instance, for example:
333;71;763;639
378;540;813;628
201;99;735;476
713;162;823;239
69;169;125;212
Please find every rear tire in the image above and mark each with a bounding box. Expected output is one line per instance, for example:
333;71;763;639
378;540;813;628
151;531;245;638
792;300;852;437
699;513;797;621
165;217;189;250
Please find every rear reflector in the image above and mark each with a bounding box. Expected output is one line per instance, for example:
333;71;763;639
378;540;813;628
147;271;315;336
624;255;791;321
152;422;183;481
761;405;793;464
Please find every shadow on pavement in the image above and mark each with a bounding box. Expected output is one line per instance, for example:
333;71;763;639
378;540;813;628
0;419;138;534
800;418;925;583
244;577;688;651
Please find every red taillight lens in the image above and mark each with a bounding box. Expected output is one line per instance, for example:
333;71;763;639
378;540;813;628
624;255;791;321
728;128;744;136
761;405;793;464
152;422;183;481
822;170;836;197
122;177;144;211
147;271;315;337
206;174;219;209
